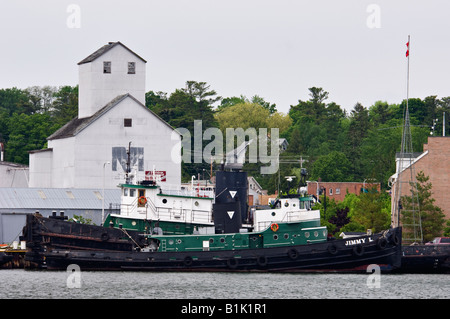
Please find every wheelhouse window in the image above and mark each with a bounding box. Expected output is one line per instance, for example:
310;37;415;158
128;62;136;74
103;61;111;73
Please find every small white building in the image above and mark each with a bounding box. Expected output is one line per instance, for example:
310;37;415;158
0;162;29;188
29;42;181;189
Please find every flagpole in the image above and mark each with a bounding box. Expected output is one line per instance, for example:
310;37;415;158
406;35;410;113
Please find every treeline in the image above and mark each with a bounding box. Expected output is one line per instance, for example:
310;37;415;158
0;86;78;163
1;82;450;192
278;87;450;193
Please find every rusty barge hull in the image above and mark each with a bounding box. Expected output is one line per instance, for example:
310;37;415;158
20;214;140;268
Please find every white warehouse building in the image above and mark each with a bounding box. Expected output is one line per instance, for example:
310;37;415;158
29;42;181;189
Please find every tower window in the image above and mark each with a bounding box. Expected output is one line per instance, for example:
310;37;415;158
103;61;111;73
128;62;136;74
124;118;132;127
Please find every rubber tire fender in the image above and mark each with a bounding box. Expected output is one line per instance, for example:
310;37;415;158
377;238;387;250
227;257;239;269
288;248;299;260
183;256;193;267
353;244;364;256
256;255;268;267
100;232;109;241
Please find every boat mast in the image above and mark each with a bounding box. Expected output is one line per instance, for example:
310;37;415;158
126;141;132;183
393;35;423;243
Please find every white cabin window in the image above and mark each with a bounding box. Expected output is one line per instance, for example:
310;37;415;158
128;62;136;74
130;189;136;197
103;61;111;73
124;188;128;196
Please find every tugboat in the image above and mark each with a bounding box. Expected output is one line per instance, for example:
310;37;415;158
33;167;402;272
43;216;401;272
21;142;402;272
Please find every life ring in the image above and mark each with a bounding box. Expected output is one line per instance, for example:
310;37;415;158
270;223;279;232
138;196;147;205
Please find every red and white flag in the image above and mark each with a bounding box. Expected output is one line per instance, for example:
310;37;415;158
406;41;410;57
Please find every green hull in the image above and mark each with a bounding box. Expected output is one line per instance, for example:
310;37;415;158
148;220;325;253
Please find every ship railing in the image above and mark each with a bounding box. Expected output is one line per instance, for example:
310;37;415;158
151;207;213;224
119;197;213;224
255;211;302;231
161;188;214;199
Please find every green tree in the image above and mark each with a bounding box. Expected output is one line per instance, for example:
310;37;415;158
0;87;32;115
401;171;446;242
51;85;79;126
310;151;352;182
351;190;391;233
215;102;291;133
346;102;371;181
5;113;59;164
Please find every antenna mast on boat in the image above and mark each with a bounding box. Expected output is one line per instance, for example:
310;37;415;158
126;141;132;183
392;35;423;243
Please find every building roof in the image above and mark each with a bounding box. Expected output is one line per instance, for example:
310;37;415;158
47;94;130;140
78;41;147;65
46;94;178;141
0;188;121;210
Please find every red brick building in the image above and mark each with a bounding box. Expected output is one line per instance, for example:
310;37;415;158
306;181;381;202
390;136;450;221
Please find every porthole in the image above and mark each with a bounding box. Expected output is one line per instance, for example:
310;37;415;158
195;201;199;206
305;232;310;238
284;202;289;207
220;237;225;243
209;238;214;244
168;240;174;245
131;221;137;226
271;212;276;216
176;239;182;244
314;231;318;237
323;230;327;237
273;234;278;240
162;199;167;204
284;233;289;239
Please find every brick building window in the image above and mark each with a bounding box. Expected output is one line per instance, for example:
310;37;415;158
329;188;333;195
336;188;340;195
103;61;111;73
